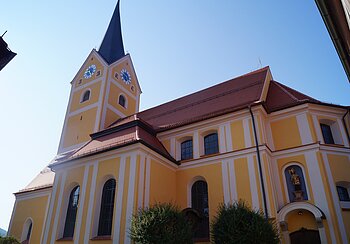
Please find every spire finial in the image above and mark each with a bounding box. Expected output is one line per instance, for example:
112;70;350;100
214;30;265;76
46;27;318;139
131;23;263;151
98;0;125;64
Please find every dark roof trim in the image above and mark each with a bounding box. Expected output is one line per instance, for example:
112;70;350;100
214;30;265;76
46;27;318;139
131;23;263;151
91;118;156;140
55;139;177;166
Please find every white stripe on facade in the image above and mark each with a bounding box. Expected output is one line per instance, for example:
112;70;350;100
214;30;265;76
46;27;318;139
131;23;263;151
170;138;176;159
193;131;200;158
113;156;126;244
84;161;98;243
243;118;252;147
312;114;324;143
321;152;348;244
296;113;313;145
144;157;151;207
124;154;137;244
337;118;350;147
50;172;67;244
304;151;337;243
247;155;259;210
105;103;127;119
219;125;227;153
68;102;99;117
138;154;146;208
221;160;230;203
40;193;51;244
74;165;89;244
42;173;60;244
228;158;237;201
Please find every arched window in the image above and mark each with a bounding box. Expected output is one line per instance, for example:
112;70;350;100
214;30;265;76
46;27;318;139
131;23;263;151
98;179;116;236
204;133;219;155
81;90;90;103
21;218;33;244
191;180;209;240
118;95;126;108
63;186;80;238
181;139;193;160
337;186;350;202
284;165;308;202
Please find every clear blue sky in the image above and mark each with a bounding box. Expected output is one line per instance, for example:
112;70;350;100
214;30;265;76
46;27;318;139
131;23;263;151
0;0;349;230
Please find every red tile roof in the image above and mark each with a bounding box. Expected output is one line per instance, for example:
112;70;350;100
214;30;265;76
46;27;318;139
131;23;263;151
138;66;269;131
264;80;320;112
52;66;346;165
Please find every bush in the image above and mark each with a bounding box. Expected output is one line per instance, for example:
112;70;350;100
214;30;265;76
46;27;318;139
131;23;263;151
130;202;193;244
211;201;279;244
0;236;20;244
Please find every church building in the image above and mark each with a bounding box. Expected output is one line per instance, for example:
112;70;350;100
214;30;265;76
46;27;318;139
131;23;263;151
8;2;350;244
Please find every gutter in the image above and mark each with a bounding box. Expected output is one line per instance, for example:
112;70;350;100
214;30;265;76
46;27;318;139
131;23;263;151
249;104;269;219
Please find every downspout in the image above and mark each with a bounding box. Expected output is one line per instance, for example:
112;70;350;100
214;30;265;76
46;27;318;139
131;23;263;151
249;105;268;219
342;108;350;144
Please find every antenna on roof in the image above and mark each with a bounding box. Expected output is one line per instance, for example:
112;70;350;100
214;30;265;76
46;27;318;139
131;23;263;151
1;30;7;37
258;57;262;68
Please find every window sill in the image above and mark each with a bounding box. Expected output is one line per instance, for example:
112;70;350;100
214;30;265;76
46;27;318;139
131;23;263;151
340;201;350;209
56;237;73;242
91;235;112;241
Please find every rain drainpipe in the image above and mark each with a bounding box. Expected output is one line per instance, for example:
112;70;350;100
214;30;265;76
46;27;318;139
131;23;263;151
249;105;268;219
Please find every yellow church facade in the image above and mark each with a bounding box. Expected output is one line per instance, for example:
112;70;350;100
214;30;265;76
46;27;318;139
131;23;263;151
8;2;350;244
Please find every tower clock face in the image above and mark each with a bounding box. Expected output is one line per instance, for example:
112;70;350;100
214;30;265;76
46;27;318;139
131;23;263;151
121;69;131;85
84;64;96;79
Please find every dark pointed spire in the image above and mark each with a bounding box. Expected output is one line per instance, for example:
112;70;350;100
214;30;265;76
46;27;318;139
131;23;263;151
98;0;125;64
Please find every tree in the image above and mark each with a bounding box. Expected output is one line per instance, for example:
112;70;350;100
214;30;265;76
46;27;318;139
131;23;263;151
130;202;193;244
211;201;280;244
0;236;20;244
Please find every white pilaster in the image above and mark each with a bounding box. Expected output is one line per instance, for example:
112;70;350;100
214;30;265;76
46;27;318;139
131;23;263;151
296;113;313;145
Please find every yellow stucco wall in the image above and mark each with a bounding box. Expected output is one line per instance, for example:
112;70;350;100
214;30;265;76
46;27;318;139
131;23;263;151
234;157;252;206
70;80;102;113
149;159;177;204
63;107;98;148
327;154;350;182
230;120;245;150
10;194;49;243
271;117;302;150
107;82;136;117
287;210;318;232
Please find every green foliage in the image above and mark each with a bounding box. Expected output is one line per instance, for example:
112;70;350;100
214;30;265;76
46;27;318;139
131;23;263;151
211;201;280;244
0;236;20;244
130;202;193;244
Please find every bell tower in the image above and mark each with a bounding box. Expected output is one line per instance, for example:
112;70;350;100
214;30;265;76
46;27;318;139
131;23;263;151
58;0;141;154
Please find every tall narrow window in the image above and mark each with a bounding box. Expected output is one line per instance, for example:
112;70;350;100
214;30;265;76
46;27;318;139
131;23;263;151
181;139;193;160
26;222;32;242
22;219;32;244
98;179;116;236
118;95;126;108
191;180;209;240
337;186;350;201
320;123;335;144
81;90;90;103
204;133;219;155
284;165;308;202
63;186;80;238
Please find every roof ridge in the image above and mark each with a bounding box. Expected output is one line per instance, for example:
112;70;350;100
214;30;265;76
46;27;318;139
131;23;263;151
142;80;262;121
